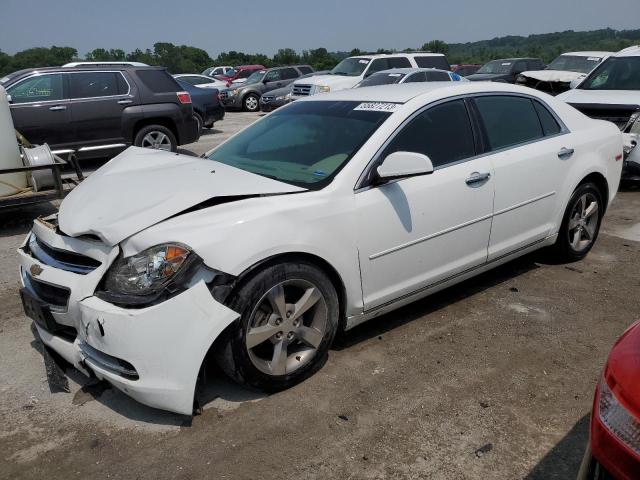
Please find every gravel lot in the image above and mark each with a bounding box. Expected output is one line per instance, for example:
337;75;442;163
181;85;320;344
1;111;639;479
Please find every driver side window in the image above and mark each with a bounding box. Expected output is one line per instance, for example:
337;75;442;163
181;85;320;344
265;70;282;82
384;100;476;168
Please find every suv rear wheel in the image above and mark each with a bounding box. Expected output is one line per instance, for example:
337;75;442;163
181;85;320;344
193;112;203;136
134;125;177;152
243;93;260;112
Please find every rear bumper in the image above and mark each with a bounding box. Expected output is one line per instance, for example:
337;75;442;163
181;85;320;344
204;104;225;125
18;220;240;415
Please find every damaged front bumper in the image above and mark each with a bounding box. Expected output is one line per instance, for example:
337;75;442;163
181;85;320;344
18;217;240;415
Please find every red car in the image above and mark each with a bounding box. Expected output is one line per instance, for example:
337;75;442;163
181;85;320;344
214;64;266;87
578;320;640;479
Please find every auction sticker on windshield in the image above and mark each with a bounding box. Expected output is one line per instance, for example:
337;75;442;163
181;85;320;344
354;102;399;112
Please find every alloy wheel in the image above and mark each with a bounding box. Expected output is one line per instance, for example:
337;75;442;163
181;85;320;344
568;192;599;252
245;96;259;111
245;279;328;376
141;131;172;151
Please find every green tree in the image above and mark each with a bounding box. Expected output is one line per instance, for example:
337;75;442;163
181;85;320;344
273;48;300;65
421;40;449;55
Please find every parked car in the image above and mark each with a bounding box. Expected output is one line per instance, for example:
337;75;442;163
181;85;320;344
466;58;545;83
354;68;465;88
291;52;450;97
215;65;266;86
557;46;640;181
452;64;481;76
202;66;233;77
18;82;623;415
577;320;640;480
2;65;198;156
173;74;227;89
259;71;329;112
175;79;224;135
516;51;612;95
219;65;313;111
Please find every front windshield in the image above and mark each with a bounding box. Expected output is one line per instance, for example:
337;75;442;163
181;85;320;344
357;73;405;87
207;100;392;189
477;60;513;74
547;55;603;74
244;70;266;84
330;58;370;76
201;67;214;76
579;57;640;91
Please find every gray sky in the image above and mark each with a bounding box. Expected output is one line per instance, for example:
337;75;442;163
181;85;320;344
0;0;638;56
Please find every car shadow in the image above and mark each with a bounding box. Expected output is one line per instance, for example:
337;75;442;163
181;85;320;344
525;414;590;479
0;202;57;238
335;251;541;350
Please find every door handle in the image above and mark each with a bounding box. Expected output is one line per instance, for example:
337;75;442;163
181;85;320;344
557;147;574;160
465;172;491;186
49;105;67;111
117;99;133;105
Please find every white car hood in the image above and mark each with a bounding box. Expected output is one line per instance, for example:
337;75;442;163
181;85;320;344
295;74;359;90
557;88;640;105
58;147;304;246
520;70;585;83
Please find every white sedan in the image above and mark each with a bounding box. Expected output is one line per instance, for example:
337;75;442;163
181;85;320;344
18;82;623;414
172;73;228;89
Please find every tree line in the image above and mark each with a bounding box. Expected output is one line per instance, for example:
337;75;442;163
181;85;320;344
1;28;638;77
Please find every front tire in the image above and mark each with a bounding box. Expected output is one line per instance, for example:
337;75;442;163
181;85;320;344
216;262;339;392
553;182;603;261
243;93;260;112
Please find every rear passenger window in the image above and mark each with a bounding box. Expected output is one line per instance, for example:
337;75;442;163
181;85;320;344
388;57;412;68
298;66;313;75
69;72;120;98
415;56;450;70
385;99;476;168
280;68;299;80
475;96;543;150
533;101;562;136
136;70;179;93
425;71;451;81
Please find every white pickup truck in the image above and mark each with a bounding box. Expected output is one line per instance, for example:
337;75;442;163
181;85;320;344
291;52;450;98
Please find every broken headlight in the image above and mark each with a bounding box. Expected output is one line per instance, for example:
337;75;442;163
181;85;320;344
99;243;201;306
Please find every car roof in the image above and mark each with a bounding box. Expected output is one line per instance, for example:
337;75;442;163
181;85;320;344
235;65;265;69
559;51;614;57
350;52;446;60
371;68;451;75
62;61;149;67
614;45;640;57
485;58;541;62
297;81;537;104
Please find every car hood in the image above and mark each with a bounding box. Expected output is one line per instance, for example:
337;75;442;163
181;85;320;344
519;70;585;83
465;73;510;82
294;74;359;89
557;88;640;105
58;147;305;246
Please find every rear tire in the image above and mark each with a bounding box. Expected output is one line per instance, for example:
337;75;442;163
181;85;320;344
216;262;339;392
193;112;203;137
134;125;177;152
552;182;603;261
243;93;260;112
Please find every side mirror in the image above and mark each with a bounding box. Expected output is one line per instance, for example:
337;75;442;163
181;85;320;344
569;78;583;89
375;151;434;183
6;94;12;103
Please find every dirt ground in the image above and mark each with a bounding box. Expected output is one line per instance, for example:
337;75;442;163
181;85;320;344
1;113;639;479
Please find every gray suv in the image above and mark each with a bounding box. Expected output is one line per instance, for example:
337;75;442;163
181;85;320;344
219;65;313;111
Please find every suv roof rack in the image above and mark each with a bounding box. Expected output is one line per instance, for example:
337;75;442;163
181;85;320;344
62;61;149;68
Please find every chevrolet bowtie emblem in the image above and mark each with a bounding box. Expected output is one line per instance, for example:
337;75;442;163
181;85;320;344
30;264;43;277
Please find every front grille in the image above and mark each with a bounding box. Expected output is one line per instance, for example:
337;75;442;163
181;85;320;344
262;96;274;102
569;103;640;130
292;84;312;96
26;234;101;274
218;91;229;100
22;271;70;310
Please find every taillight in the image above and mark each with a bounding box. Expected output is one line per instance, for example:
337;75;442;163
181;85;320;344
177;91;192;104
